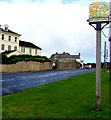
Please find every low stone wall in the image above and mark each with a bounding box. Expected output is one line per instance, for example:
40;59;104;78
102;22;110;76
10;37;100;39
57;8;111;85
56;61;80;70
0;61;80;73
0;61;52;73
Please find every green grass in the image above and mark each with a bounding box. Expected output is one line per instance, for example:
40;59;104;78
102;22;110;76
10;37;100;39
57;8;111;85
2;71;110;118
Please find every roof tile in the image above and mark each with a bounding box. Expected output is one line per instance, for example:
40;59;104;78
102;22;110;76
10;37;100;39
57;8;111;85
19;40;42;50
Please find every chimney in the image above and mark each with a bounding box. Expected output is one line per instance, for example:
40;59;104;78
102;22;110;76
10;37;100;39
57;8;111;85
63;52;65;54
109;37;111;41
55;52;58;54
66;52;70;55
4;24;9;31
79;53;80;56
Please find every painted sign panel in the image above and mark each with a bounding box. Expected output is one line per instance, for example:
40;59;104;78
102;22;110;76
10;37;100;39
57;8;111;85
89;2;109;23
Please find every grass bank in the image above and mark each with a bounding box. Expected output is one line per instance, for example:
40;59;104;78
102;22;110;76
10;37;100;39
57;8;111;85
2;71;110;118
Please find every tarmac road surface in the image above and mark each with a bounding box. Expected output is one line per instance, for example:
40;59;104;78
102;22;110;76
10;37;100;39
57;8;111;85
0;69;95;96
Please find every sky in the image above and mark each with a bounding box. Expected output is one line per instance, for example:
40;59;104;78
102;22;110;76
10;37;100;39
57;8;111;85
0;0;110;63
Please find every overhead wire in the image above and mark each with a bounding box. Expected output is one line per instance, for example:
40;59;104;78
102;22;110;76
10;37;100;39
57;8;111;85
101;28;109;62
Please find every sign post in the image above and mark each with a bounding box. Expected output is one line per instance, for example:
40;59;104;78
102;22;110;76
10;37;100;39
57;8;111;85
88;1;109;110
96;23;102;110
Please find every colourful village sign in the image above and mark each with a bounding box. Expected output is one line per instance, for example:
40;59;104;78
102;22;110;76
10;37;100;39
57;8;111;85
89;2;109;23
88;1;110;110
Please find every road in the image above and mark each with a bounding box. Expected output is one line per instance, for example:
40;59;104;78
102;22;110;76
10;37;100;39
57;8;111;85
0;69;95;96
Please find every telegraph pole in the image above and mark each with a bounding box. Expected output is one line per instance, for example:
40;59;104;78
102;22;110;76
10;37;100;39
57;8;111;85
109;39;111;80
109;1;111;81
104;41;106;70
109;38;111;81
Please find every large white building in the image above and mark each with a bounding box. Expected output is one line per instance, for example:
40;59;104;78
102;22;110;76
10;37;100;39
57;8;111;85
0;25;42;57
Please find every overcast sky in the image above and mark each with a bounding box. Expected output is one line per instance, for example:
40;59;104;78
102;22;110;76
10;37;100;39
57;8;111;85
0;0;110;63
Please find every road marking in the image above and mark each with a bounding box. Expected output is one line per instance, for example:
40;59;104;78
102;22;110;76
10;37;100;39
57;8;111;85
0;80;4;81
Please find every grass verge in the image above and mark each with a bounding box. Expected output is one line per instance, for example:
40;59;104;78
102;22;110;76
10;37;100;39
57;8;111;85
2;71;110;118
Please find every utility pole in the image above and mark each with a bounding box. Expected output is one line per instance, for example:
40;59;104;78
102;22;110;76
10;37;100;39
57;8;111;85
109;37;111;80
110;39;111;81
106;49;108;69
104;41;106;70
109;1;111;81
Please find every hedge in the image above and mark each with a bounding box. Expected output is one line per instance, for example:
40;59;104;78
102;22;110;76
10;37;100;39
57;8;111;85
0;54;51;64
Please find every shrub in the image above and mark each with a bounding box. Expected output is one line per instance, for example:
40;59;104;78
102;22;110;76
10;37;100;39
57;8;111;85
1;54;51;64
0;54;8;64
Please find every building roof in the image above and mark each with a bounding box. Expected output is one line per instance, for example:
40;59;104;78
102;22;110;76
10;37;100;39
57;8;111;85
2;50;16;54
51;55;80;59
19;40;42;50
0;28;21;36
50;52;80;59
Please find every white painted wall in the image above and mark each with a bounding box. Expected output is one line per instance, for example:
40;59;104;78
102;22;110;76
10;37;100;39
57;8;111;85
19;46;42;56
7;51;21;57
0;29;20;53
0;27;42;56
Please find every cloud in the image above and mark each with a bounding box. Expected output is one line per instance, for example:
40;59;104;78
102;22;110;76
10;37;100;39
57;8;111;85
0;0;110;63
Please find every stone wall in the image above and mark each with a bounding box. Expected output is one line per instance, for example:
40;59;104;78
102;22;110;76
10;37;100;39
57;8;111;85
56;61;80;70
0;61;52;73
0;61;80;73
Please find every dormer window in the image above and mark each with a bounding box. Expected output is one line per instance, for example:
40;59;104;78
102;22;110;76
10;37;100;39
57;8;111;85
2;34;4;40
8;36;11;41
15;37;17;42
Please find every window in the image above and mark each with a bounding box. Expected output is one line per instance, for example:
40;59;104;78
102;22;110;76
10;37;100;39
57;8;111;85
8;36;11;41
29;49;32;54
35;49;37;55
23;47;25;53
1;44;5;50
2;34;4;40
14;46;17;50
8;45;11;51
15;37;17;42
21;47;25;53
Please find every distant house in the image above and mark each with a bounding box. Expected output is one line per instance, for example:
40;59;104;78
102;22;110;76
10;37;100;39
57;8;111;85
0;24;42;57
50;52;84;69
50;52;81;63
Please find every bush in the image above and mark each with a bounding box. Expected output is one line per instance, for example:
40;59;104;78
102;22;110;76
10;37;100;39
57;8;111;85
0;54;8;64
1;54;51;64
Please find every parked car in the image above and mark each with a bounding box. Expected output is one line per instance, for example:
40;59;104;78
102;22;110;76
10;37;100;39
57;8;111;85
84;65;92;69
